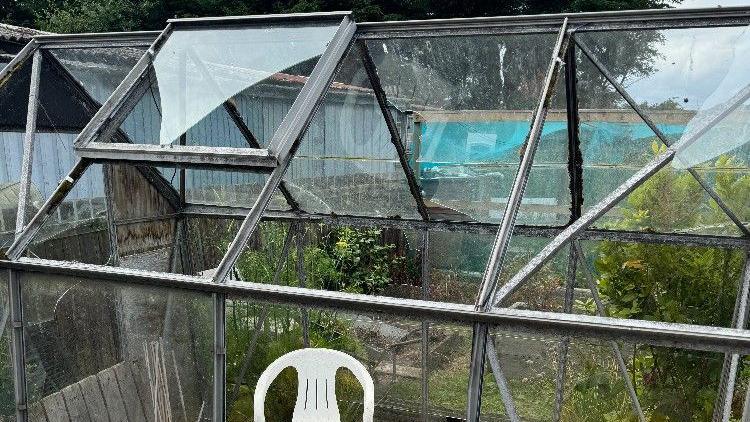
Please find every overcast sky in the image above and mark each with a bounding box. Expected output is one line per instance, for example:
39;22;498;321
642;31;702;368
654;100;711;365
677;0;750;7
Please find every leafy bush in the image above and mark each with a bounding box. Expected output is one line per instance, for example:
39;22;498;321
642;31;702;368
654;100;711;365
236;223;407;295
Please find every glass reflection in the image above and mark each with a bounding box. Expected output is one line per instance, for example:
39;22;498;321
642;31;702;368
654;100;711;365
152;23;340;145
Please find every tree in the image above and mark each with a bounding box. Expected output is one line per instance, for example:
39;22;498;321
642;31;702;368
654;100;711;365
4;0;679;34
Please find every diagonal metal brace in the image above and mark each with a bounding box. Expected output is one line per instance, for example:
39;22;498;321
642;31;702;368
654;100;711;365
467;20;572;422
223;99;300;210
185;47;300;211
575;38;750;237
357;40;430;221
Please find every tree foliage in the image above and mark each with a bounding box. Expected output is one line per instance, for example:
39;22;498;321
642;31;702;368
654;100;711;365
3;0;679;33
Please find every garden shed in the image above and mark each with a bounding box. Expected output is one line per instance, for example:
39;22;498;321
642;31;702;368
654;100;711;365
0;6;749;422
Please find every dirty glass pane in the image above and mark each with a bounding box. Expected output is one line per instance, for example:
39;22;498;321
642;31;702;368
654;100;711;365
367;33;568;224
577;26;750;233
285;47;421;219
21;271;213;420
49;47;148;104
25;162;112;265
426;230;495;305
0;58;31;245
483;330;733;421
150;21;340;146
574;239;742;328
184;169;290;211
233;221;425;301
225;298;465;421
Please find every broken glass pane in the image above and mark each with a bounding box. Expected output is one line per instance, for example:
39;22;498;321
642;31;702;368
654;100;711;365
152;22;340;145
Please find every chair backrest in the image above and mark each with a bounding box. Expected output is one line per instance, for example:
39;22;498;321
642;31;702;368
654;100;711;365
254;348;374;422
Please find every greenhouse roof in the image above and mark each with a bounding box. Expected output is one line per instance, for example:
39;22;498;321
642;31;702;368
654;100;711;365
1;6;750;421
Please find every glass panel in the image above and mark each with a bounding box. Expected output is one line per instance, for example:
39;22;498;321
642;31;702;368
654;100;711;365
368;33;567;223
285;47;422;218
427;231;494;305
184;170;291;210
185;216;239;276
21;271;213;420
226;298;465;420
592;163;744;236
0;132;26;248
496;236;745;328
49;47;148;104
234;221;425;300
0;61;38;243
578;26;750;234
578;26;750;121
149;21;340;146
483;330;733;421
26;162;111;265
576;239;742;327
497;237;572;312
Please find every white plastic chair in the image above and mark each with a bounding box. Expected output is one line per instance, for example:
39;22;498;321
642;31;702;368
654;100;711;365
254;348;375;422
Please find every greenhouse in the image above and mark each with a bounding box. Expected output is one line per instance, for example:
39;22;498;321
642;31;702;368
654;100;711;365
0;5;750;421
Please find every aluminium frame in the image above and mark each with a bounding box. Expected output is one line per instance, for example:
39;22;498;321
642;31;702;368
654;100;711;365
3;7;750;422
7;256;750;354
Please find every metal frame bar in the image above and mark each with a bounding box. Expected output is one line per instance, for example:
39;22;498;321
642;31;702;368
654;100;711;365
14;50;42;238
7;270;27;422
742;377;750;421
167;11;350;27
467;21;570;421
420;230;430;421
212;288;226;422
475;20;570;311
357;40;430;221
575;38;750;237
356;6;750;38
485;338;520;422
102;163;120;266
295;223;310;347
33;31;159;48
7;257;750;353
81;142;279;170
183;205;750;249
714;251;750;421
0;40;37;89
552;246;577;422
